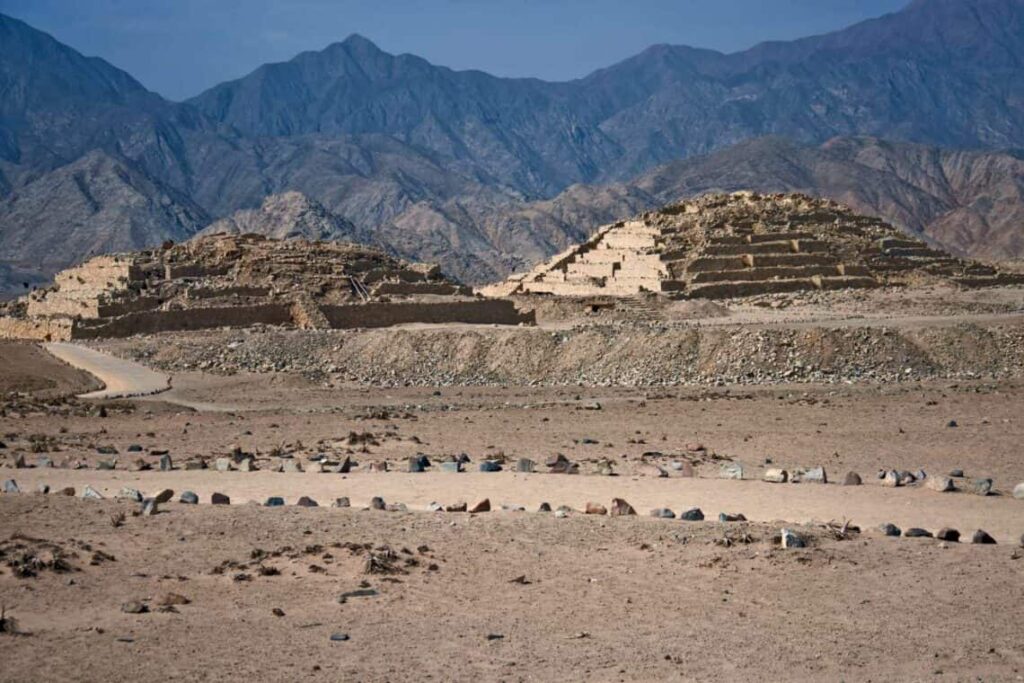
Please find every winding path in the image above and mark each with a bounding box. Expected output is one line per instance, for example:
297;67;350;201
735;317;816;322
44;342;170;399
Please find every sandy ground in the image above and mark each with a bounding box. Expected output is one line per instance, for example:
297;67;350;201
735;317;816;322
0;496;1022;682
0;341;98;397
2;340;1024;680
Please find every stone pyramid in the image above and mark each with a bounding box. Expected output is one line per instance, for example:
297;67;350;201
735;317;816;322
489;192;1024;299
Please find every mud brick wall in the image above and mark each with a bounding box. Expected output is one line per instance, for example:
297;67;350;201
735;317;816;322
321;300;532;328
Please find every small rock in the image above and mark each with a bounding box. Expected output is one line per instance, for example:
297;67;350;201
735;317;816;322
781;528;806;549
972;529;996;545
650;508;675;519
515;458;535;473
81;486;104;500
609;498;636;516
537;502;552;512
369;496;386;511
96;459;117;471
210;492;230;505
676;461;696;478
56;486;75;496
802;467;827;484
35;483;49;494
554;509;569;518
881;470;901;488
214;457;232;472
763;468;788;484
179;491;199;504
152;488;174;504
446;501;468;512
428;501;444;512
679;507;705;521
926;476;955;493
406;457;424;473
265;497;285;507
842;472;862;486
142;498;159;516
2;479;19;494
971;478;993;496
330;633;350;642
936;528;960;542
121;601;148;614
718;512;745;522
469;498;491;513
584;502;607;515
296;496;318;507
126;444;143;453
479;460;502;473
1013;483;1024;500
158;593;190;607
237;457;256;472
332;497;351;508
904;528;933;538
949;469;965;478
879;523;902;537
719;462;744;480
385;502;407;512
439;461;462;473
159;454;173;471
272;608;285;617
117;487;143;502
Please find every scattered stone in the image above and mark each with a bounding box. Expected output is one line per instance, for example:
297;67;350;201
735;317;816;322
369;496;386;511
126;444;143;453
609;498;636;516
897;470;917;486
332;497;351;508
650;508;675;519
879;523;902;537
142;498;159;516
265;497;285;507
129;458;150;472
904;528;933;538
296;496;318;507
56;487;75;497
446;501;468;512
515;458;535;473
584;502;607;515
881;470;901;487
972;530;996;545
385;503;407;512
81;486;104;500
157;593;190;607
537;502;551;512
210;492;230;505
719;462;744;480
35;484;49;494
802;467;827;484
842;472;862;486
500;504;525;512
479;460;502;473
762;468;788;483
272;608;285;617
117;487;143;502
184;461;206;471
96;446;119;455
36;457;53;468
282;460;303;474
947;420;958;428
406;457;424;473
439;461;462;473
96;459;117;471
781;528;806;549
675;461;696;478
936;528;960;542
554;509;569;518
237;457;256;472
180;491;199;504
469;498;491;513
971;478;993;496
2;479;19;494
121;601;148;614
214;458;232;472
680;507;705;521
428;502;444;512
152;489;174;504
1013;483;1024;500
329;633;350;642
926;476;955;493
949;469;965;478
718;512;745;522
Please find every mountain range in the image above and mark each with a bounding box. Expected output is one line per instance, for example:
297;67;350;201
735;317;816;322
1;0;1023;294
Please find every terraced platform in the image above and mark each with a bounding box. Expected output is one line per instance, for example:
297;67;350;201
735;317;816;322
487;192;1024;300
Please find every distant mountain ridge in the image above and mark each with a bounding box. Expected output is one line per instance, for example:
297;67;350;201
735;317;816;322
1;0;1023;291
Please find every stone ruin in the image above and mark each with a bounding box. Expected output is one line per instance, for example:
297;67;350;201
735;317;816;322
485;192;1024;299
0;234;531;341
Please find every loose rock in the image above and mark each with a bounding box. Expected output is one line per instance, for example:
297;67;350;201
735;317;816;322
972;530;997;545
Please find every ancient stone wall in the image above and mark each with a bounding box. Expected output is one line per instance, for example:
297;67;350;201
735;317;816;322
321;300;532;329
71;304;295;339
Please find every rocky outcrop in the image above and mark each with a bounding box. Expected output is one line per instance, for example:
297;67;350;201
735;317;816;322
200;192;366;243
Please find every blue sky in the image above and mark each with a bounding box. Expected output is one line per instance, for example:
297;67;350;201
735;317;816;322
0;0;909;101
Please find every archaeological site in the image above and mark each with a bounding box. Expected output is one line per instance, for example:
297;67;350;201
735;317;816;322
4;2;1024;681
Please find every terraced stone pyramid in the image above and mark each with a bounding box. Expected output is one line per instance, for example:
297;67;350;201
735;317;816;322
488;192;1024;299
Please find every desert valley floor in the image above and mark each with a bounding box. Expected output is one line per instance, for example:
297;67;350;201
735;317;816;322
2;285;1024;681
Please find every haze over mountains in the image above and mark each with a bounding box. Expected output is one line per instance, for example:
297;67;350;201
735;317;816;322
1;0;1024;292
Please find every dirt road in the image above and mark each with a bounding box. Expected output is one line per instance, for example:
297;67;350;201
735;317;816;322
43;342;170;399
